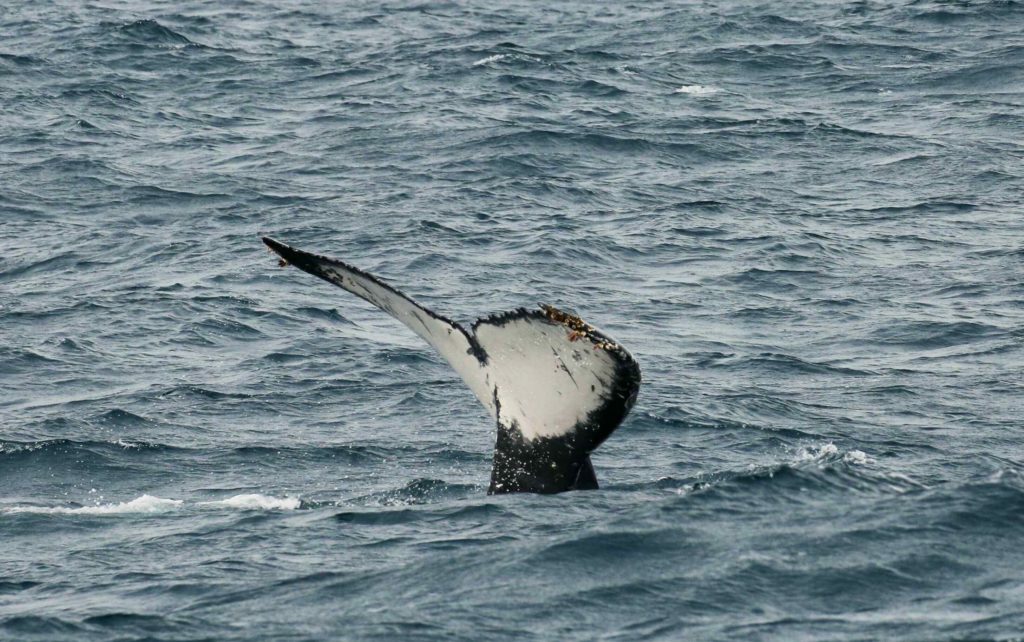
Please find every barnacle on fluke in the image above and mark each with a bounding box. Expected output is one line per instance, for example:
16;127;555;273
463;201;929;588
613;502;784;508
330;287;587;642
541;305;619;351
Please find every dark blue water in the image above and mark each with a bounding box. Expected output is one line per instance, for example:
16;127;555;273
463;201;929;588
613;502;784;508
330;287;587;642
3;1;1024;639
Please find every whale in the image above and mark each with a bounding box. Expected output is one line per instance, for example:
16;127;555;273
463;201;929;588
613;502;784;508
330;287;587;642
262;237;641;494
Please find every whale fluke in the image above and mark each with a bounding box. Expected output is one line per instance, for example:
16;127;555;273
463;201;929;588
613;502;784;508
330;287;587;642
262;236;641;494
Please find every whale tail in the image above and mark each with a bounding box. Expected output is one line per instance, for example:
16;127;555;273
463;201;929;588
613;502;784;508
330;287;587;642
262;237;641;494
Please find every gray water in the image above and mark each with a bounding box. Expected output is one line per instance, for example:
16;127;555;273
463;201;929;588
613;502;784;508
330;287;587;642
2;1;1024;640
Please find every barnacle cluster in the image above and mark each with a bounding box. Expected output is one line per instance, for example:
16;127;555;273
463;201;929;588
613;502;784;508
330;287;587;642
267;244;289;268
541;305;617;351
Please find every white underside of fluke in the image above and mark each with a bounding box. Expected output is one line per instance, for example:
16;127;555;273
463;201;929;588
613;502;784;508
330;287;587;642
473;314;623;440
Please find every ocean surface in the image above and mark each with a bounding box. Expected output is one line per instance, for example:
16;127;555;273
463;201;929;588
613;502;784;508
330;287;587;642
2;0;1023;639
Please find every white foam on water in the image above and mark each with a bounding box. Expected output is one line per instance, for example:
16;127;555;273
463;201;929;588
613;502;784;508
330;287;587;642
198;494;300;510
0;441;46;454
796;442;839;463
674;84;719;96
844;449;871;465
794;444;874;467
3;493;300;515
5;494;184;515
473;54;506;66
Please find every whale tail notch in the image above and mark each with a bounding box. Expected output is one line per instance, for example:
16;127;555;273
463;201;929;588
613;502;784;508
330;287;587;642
262;236;641;494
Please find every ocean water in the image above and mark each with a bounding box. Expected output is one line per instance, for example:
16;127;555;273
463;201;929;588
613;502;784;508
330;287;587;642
2;0;1023;639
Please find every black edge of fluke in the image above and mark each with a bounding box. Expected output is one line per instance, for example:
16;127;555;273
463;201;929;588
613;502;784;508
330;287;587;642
262;236;284;252
260;236;489;363
263;236;299;263
262;235;390;293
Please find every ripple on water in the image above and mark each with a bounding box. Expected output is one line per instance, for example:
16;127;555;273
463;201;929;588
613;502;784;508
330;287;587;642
3;1;1023;640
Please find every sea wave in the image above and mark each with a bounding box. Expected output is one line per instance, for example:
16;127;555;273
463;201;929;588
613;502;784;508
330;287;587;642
3;493;301;515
